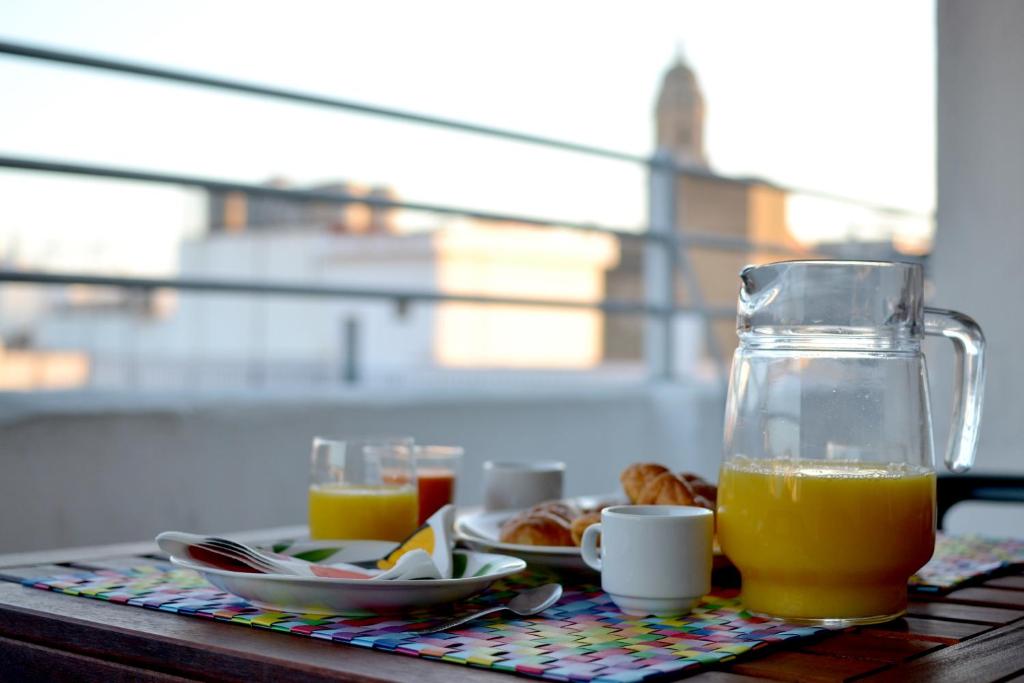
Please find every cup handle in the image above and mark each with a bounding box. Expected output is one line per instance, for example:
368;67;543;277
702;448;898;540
580;523;602;571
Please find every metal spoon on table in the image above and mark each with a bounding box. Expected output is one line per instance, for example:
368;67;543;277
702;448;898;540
417;583;563;634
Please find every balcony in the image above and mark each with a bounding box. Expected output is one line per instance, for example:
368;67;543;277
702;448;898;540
0;2;1020;555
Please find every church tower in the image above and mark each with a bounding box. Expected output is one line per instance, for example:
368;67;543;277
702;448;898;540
655;53;708;167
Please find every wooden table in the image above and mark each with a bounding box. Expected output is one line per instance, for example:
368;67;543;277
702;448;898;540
1;529;1022;682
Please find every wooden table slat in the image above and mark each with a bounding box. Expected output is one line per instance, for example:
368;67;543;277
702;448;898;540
797;632;940;662
905;599;1024;624
0;634;192;682
933;586;1024;609
983;575;1024;591
0;564;77;582
0;525;306;569
687;672;770;682
728;651;886;682
858;619;1024;682
863;615;991;644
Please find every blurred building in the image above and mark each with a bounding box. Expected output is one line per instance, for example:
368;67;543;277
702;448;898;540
0;345;89;390
604;56;804;364
655;55;708;169
208;179;398;235
172;224;617;381
31;222;618;389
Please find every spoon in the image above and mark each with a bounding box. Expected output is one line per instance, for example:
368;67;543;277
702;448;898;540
417;583;563;634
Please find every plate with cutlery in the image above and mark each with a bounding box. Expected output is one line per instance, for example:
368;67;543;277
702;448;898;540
157;531;525;614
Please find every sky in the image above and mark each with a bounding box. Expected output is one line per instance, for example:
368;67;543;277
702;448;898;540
0;0;936;274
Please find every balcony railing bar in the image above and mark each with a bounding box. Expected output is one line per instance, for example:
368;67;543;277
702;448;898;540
0;155;815;258
0;40;645;165
0;39;931;220
0;270;737;320
0;155;659;244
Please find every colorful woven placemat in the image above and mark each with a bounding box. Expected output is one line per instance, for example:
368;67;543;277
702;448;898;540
910;533;1024;592
23;567;823;682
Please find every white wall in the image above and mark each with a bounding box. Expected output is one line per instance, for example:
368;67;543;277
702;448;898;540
0;383;725;553
932;0;1024;534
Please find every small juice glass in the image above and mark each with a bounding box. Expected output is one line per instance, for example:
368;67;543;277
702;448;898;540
308;436;417;541
412;445;463;523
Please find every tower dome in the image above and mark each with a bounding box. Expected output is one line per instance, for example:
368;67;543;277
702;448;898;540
655;54;708;167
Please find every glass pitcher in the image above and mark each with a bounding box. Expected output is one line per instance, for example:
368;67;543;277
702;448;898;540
717;260;985;626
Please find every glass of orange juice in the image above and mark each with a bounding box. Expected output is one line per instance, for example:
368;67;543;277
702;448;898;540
308;436;418;541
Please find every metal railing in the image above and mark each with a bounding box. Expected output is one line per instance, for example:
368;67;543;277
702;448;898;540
0;39;928;384
0;269;731;318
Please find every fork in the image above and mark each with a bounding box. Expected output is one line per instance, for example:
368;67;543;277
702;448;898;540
156;532;308;575
203;536;381;571
200;537;297;574
156;532;398;579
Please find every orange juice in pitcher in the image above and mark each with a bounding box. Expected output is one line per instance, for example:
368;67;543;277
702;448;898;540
720;261;985;626
718;457;935;621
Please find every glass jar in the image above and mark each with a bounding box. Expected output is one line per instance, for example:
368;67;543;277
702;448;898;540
717;260;986;626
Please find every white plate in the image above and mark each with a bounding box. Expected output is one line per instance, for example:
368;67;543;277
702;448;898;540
172;539;526;614
456;494;626;571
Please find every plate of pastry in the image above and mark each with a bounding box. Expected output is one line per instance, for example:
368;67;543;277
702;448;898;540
456;463;721;572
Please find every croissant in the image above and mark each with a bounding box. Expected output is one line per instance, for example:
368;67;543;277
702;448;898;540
622;463;717;512
635;471;698;505
529;500;580;524
620;463;670;502
499;508;574;546
680;473;718;505
569;511;602;546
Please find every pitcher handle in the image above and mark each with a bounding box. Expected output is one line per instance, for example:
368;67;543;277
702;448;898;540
924;307;986;473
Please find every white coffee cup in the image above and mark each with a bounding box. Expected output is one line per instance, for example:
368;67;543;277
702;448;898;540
580;505;713;617
482;461;565;511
